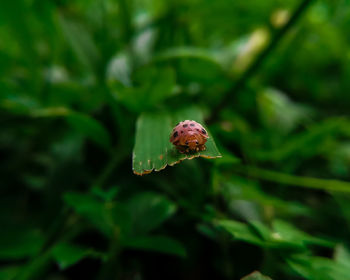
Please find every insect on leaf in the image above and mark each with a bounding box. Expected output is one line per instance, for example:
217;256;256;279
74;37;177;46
133;107;221;175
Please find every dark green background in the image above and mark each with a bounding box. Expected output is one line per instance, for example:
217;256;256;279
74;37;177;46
1;0;350;279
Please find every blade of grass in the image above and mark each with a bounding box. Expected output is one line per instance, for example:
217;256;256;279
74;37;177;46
133;107;221;175
153;47;222;67
236;165;350;193
210;0;315;121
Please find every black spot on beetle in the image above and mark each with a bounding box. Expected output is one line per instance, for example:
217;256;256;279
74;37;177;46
196;129;200;131
183;124;188;128
181;131;184;133
201;129;207;134
173;131;178;138
190;123;195;127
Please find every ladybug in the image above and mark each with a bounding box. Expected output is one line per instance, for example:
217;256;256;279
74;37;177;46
170;120;209;153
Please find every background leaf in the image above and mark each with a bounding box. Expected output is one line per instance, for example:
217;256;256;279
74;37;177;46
63;192;114;237
65;112;111;150
0;229;44;260
113;66;176;112
58;13;101;71
287;255;350;280
125;192;177;234
51;243;103;270
0;266;20;280
217;220;264;247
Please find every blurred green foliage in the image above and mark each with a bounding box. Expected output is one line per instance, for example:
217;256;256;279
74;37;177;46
1;0;350;279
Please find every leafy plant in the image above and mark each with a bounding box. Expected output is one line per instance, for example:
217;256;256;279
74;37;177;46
1;0;350;279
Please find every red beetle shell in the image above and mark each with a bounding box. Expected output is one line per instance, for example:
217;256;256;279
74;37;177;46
170;120;209;153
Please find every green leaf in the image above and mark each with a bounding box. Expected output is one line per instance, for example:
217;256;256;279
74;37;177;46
63;192;113;237
257;87;313;134
0;266;20;280
63;192;151;239
0;1;37;65
154;47;221;66
51;242;103;270
125;192;176;234
113;66;175;112
222;176;310;216
106;52;132;86
335;244;350;268
217;220;264;246
0;92;40;115
218;219;333;250
241;271;272;280
235;165;350;193
91;186;119;202
271;220;334;248
287;255;350;280
58;13;101;71
29;107;111;150
215;152;241;166
154;47;224;82
65;112;111;150
254;118;347;162
123;235;186;258
29;106;70;118
132;107;222;175
0;229;44;260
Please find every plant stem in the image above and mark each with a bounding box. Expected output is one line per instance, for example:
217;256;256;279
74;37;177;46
210;0;315;122
93;145;129;190
97;230;122;280
236;165;350;193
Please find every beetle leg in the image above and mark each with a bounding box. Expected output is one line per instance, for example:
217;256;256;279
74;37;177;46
176;145;186;153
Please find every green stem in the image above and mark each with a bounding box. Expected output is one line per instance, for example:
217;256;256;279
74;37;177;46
236;165;350;193
93;145;129;190
210;0;315;121
118;0;136;69
97;230;122;280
